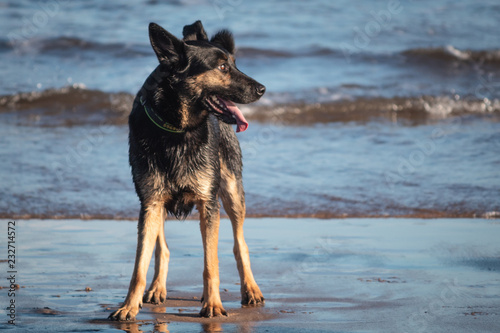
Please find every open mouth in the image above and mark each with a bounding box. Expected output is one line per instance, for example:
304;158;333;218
203;95;249;132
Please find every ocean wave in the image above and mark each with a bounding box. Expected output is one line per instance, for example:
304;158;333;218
253;44;500;66
0;85;132;126
247;95;500;124
4;36;337;59
2;33;338;59
402;46;500;65
4;34;499;69
1;86;499;126
4;36;151;58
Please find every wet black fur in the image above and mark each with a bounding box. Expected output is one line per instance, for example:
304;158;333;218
129;21;265;220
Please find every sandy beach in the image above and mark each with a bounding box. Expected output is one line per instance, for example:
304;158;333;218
1;218;499;332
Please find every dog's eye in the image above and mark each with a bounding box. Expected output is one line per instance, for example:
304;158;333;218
218;64;229;73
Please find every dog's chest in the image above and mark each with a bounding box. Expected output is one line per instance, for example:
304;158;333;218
160;136;218;196
155;149;217;218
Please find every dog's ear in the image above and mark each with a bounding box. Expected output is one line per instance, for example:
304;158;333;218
210;30;235;54
182;20;208;41
149;22;188;69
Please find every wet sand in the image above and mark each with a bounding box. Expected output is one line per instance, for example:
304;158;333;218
1;218;499;332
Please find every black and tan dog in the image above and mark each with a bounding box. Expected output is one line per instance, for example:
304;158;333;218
108;21;265;320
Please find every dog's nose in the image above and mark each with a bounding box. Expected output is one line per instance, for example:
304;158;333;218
256;84;266;96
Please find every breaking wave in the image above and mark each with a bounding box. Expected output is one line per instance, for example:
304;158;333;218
402;46;500;65
0;85;133;126
2;86;499;127
247;95;500;125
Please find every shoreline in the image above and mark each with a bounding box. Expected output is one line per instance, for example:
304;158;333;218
3;211;500;221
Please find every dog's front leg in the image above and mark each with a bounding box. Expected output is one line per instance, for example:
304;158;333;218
219;171;264;306
230;216;265;306
143;220;169;304
109;203;165;321
198;202;227;318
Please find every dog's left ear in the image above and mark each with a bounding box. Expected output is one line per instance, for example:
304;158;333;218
182;20;208;41
210;30;235;54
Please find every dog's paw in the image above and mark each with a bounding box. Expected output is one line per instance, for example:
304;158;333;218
143;285;167;304
108;302;142;321
241;284;265;306
199;301;228;318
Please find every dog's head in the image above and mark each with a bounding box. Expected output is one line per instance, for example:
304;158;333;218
148;21;265;132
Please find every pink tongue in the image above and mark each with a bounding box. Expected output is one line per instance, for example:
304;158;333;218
220;98;249;132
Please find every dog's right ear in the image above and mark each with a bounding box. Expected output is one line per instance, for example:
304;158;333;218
149;23;187;69
182;20;208;41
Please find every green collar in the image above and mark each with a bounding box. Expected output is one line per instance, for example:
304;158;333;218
140;95;185;133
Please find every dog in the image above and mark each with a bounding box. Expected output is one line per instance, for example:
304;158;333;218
108;21;266;320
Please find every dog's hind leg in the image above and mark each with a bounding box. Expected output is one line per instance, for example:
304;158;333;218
198;202;227;318
220;165;265;306
143;219;169;304
109;203;165;321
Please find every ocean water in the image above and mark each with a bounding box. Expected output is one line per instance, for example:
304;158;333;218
1;0;499;219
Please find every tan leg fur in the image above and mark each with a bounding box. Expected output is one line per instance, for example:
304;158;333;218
198;203;227;317
143;219;169;304
109;202;165;321
220;164;265;305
